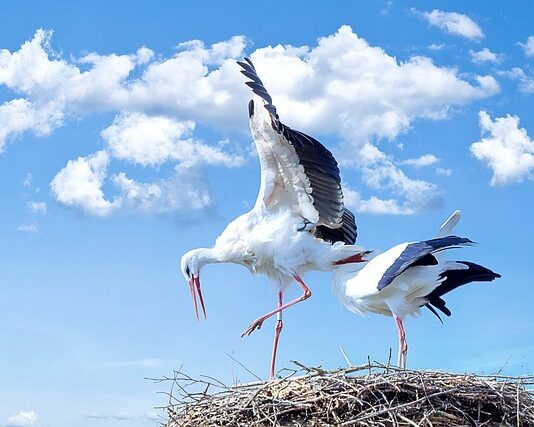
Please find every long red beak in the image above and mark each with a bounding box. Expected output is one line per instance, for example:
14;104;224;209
334;250;373;265
188;275;207;321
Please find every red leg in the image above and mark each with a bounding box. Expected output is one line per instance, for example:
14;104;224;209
394;315;408;368
241;274;312;337
269;291;284;380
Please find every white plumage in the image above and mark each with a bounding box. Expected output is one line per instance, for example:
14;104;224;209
181;58;367;379
332;210;500;368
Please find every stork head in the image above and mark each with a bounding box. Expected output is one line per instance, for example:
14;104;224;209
180;248;217;321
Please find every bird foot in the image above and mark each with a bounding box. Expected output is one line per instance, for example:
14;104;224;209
241;318;265;337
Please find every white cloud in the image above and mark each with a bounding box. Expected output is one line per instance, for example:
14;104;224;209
16;224;38;234
415;9;484;40
380;0;393;15
435;167;452;176
428;43;445;51
0;26;498;144
344;185;414;215
519;35;534;57
7;410;37;426
401;154;440;168
469;48;502;64
0;29;76;94
0;28;249;145
112;167;211;214
22;173;33;187
342;144;442;215
134;46;154;65
471;111;534;185
498;67;534;94
357;144;442;213
101;113;243;167
50;150;117;216
1;27;500;216
250;26;497;143
0;98;63;152
50;151;212;216
27;201;47;214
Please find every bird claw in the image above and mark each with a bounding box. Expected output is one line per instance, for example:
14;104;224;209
241;319;264;337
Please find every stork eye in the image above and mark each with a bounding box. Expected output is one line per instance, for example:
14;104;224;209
185;266;191;278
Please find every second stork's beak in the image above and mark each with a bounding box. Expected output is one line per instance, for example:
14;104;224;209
188;275;207;321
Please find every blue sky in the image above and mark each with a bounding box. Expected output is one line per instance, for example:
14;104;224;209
1;1;533;426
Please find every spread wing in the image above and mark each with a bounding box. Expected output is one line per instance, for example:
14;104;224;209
238;58;356;239
377;236;474;291
314;208;357;245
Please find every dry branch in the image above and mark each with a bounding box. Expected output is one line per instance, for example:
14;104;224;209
160;362;534;426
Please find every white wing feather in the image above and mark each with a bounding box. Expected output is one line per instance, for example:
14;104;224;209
436;210;461;237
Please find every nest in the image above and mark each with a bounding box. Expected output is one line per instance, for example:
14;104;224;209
161;362;534;426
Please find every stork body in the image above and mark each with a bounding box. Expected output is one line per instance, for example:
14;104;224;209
181;58;367;379
332;212;500;368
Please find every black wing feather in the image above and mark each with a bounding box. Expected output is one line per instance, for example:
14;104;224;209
238;57;350;230
281;126;344;226
314;208;358;245
377;236;474;291
425;261;500;317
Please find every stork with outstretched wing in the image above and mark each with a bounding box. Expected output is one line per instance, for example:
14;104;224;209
181;58;369;379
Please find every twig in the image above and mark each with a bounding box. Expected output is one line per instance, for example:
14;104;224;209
161;362;534;427
226;352;262;381
340;346;352;368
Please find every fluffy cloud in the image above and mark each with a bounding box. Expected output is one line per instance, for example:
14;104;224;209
2;27;500;215
359;144;442;212
6;410;37;426
250;26;497;142
246;26;495;212
401;154;440;168
471;111;534;185
519;35;534;57
101;113;243;167
0;98;63;152
469;48;502;64
50;151;211;216
344;186;414;215
112;167;211;214
435;167;452;176
342;144;442;215
0;29;249;145
0;27;499;143
50;151;117;216
498;67;534;94
414;9;484;40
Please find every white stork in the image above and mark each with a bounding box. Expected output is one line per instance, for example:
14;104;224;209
332;210;501;368
180;58;369;379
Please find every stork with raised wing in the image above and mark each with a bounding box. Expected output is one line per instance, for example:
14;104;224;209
332;210;500;368
180;58;369;379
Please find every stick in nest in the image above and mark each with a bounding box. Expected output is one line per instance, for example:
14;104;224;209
158;362;534;427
